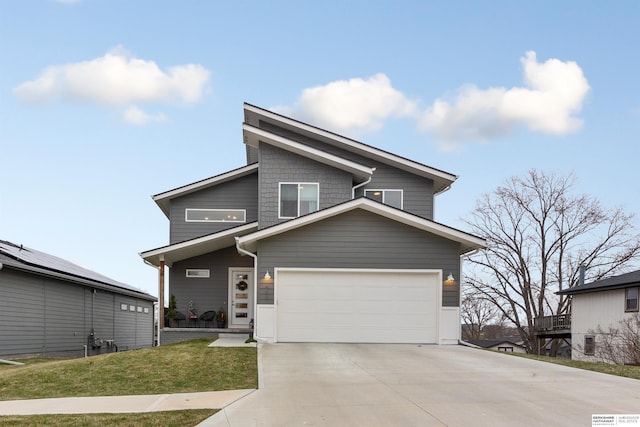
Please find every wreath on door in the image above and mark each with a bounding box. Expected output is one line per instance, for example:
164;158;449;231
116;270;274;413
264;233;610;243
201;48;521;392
236;280;248;291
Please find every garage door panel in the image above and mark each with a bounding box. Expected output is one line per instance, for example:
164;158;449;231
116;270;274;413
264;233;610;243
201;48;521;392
277;269;440;344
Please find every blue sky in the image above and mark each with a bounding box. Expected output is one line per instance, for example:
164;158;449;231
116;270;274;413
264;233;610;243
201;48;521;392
1;1;639;297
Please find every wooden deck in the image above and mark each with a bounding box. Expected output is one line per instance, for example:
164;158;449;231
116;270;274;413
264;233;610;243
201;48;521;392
534;314;571;338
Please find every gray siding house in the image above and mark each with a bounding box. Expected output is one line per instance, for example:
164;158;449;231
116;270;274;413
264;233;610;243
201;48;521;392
0;240;156;358
141;103;485;344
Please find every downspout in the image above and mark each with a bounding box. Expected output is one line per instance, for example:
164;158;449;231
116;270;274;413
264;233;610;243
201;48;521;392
235;237;258;338
351;168;375;199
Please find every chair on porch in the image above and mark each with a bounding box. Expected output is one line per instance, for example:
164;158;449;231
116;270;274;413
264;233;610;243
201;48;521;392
199;310;216;328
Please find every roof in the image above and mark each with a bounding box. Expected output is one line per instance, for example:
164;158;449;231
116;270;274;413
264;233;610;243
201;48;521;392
242;123;374;183
466;338;525;349
236;198;486;254
243;103;457;194
0;240;155;301
152;163;258;218
140;222;259;267
557;270;640;295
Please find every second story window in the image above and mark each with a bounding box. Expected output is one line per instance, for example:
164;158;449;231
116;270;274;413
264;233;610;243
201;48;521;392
365;189;403;209
626;287;639;312
185;209;246;223
279;183;319;218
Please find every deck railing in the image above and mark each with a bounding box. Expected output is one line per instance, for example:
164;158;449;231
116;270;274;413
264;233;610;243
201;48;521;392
534;314;571;332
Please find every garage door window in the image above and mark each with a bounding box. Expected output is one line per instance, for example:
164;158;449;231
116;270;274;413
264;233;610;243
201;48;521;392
279;183;319;218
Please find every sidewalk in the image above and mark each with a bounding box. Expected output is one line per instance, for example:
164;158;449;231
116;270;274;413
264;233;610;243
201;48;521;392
0;335;258;417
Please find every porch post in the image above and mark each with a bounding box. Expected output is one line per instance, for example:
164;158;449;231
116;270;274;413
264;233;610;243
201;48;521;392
159;256;165;346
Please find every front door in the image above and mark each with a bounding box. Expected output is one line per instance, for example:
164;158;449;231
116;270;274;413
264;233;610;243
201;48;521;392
228;268;253;327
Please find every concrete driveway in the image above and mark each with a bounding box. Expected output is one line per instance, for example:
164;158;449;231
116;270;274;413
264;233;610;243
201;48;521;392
203;343;640;426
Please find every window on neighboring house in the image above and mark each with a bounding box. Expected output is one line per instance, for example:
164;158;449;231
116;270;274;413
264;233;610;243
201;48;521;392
185;209;246;223
186;269;210;278
279;183;319;218
625;287;639;312
365;189;403;209
584;335;595;356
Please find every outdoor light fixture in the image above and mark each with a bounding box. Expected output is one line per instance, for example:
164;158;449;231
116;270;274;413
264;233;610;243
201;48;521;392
263;271;271;281
445;273;455;283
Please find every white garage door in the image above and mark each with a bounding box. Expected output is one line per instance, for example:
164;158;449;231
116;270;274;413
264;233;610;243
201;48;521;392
276;269;441;344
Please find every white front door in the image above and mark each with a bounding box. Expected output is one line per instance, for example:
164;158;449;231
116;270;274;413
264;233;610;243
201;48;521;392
228;268;253;327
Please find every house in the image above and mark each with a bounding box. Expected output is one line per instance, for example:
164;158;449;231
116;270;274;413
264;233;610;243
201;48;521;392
140;103;485;344
558;270;640;363
0;240;156;358
465;338;527;353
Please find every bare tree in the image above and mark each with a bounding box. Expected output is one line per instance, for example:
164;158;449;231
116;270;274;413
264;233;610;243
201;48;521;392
463;170;640;353
581;314;640;365
460;288;500;340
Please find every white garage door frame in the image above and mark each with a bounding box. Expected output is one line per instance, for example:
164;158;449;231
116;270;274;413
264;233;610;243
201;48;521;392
274;268;443;344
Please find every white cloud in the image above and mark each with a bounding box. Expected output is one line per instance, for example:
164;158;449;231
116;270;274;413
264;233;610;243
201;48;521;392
122;106;167;125
419;51;590;150
274;73;417;134
14;47;211;107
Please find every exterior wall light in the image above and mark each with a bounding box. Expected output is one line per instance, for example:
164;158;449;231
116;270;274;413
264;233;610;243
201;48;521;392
262;271;272;282
445;273;455;283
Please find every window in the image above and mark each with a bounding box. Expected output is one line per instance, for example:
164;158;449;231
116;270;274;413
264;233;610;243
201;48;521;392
186;269;210;278
365;189;403;209
279;183;319;218
584;335;595;356
185;209;246;223
626;287;639;312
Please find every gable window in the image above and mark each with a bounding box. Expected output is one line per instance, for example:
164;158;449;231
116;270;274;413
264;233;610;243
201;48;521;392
584;335;595;356
625;287;639;312
186;269;210;278
185;209;246;223
365;189;403;209
279;183;319;218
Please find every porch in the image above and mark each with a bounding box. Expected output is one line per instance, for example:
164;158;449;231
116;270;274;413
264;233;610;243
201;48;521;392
534;314;571;338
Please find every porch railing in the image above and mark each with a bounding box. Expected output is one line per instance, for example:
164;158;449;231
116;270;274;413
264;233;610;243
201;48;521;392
534;314;571;332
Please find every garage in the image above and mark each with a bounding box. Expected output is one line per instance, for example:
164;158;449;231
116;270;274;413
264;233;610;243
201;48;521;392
275;268;441;343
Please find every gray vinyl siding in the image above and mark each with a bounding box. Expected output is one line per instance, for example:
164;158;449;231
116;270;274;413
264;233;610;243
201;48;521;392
169;172;258;244
259;121;435;219
256;210;460;306
169;246;253;320
0;267;154;358
258;143;353;229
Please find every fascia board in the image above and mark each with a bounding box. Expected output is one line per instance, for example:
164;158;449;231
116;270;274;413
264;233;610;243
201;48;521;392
140;222;259;267
244;103;457;191
152;164;259;218
237;199;485;254
242;124;374;182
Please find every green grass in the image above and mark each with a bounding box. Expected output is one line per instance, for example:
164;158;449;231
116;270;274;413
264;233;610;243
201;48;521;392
504;351;640;380
0;409;217;427
0;339;257;400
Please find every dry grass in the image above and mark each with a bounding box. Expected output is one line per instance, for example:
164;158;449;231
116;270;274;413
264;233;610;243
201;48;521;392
0;409;216;426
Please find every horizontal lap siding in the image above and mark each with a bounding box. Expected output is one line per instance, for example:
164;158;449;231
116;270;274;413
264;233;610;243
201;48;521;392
257;210;460;306
259;122;435;219
170;246;253;319
170;172;258;244
0;268;154;358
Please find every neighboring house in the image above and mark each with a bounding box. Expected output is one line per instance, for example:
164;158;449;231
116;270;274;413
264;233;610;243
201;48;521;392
558;270;640;363
465;338;527;353
0;240;156;358
140;103;485;344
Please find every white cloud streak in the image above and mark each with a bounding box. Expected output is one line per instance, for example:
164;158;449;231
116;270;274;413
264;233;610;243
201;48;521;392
122;106;167;125
14;47;211;107
419;51;590;150
273;73;417;134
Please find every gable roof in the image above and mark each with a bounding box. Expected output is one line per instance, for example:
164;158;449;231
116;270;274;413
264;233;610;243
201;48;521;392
0;240;155;301
465;338;525;349
557;270;640;295
140;222;259;267
152;163;258;218
243;123;375;183
236;198;486;254
243;103;457;194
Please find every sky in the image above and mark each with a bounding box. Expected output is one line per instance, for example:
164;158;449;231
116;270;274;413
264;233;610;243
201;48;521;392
1;1;639;298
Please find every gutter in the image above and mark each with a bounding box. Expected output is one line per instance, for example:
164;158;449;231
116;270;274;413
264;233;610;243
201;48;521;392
235;237;258;339
351;168;376;199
